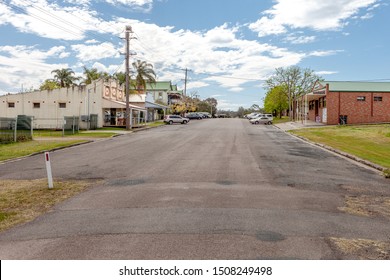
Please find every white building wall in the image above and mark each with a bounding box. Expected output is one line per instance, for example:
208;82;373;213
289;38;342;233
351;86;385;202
0;83;102;128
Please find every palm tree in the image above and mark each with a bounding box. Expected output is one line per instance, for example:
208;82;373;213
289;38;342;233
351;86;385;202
132;60;156;93
51;68;79;87
83;66;110;85
113;72;126;85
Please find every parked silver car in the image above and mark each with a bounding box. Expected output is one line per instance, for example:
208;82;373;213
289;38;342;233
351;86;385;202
164;115;190;124
250;116;273;125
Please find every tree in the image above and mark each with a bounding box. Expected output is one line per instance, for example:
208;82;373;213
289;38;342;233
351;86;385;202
39;79;60;91
51;68;79;87
264;86;288;118
132;60;156;93
250;104;261;112
83;66;110;85
203;97;218;116
266;66;322;120
113;72;126;85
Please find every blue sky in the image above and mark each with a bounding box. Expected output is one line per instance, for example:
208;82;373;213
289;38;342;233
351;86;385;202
0;0;389;110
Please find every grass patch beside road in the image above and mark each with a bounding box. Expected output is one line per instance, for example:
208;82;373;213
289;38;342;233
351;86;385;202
272;116;290;124
0;140;87;162
291;124;390;169
0;179;92;232
147;120;166;128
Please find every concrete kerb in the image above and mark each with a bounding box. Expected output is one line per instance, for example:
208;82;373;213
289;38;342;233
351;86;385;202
273;123;387;174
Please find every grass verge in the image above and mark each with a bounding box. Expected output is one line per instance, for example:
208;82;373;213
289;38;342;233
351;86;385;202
272;116;290;124
290;124;390;170
0;140;87;162
147;120;166;128
329;237;390;259
0;179;92;232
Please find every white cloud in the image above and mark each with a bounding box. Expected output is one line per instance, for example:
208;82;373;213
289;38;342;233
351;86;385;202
0;45;69;91
216;99;247;111
309;50;343;57
315;71;339;75
71;42;120;62
187;81;209;90
249;0;378;37
105;0;154;12
285;35;316;44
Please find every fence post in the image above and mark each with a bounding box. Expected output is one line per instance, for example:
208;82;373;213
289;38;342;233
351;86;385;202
30;116;34;140
72;116;75;134
14;116;18;142
62;117;65;137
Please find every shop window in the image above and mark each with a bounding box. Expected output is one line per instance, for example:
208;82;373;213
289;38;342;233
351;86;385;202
59;102;66;108
33;102;40;109
357;96;366;101
374;96;383;102
8;102;15;108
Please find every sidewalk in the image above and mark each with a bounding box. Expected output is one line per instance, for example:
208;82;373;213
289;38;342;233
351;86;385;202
274;120;325;131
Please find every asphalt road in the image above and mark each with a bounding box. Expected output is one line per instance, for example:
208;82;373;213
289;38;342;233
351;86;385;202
0;118;389;259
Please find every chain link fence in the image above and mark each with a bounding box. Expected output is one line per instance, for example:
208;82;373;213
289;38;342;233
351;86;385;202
0;115;33;143
0;115;84;142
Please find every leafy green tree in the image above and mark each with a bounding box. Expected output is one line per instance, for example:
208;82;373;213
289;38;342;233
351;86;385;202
51;68;79;87
264;86;288;118
83;66;110;85
132;60;156;93
39;79;60;91
266;66;322;120
200;97;217;116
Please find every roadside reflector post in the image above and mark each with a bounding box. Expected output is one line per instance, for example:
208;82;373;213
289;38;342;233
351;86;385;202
44;152;54;189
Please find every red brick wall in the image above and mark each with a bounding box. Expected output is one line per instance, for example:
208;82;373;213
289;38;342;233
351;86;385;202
326;91;390;125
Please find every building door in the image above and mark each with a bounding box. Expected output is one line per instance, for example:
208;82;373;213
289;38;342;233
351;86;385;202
110;109;116;125
315;100;319;116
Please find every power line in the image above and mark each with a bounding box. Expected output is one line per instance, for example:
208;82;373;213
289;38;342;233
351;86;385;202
5;0;121;43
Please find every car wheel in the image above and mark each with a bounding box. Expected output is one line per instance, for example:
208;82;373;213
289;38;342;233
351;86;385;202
168;120;173;125
182;120;187;124
267;121;272;125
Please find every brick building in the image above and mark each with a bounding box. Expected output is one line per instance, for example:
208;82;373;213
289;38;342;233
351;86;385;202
298;81;390;125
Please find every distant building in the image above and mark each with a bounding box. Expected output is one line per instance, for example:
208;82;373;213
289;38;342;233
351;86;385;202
298;81;390;125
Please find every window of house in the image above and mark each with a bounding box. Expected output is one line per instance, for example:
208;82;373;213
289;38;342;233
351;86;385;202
357;96;366;101
33;102;40;108
323;97;326;108
374;96;383;102
59;102;66;108
8;102;15;108
158;92;163;99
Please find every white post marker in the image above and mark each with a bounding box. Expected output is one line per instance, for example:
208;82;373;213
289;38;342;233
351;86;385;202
44;152;54;189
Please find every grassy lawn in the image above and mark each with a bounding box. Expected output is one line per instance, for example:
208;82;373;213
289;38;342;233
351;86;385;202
291;124;390;169
33;130;117;138
0;140;87;162
273;116;290;124
0;179;92;232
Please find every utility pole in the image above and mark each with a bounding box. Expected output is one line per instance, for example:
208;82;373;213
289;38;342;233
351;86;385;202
184;68;188;96
182;68;192;96
125;26;132;130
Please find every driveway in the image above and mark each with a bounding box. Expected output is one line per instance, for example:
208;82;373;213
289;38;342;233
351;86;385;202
0;118;389;259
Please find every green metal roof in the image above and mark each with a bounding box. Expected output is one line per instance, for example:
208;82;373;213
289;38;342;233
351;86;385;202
323;81;390;92
145;81;173;90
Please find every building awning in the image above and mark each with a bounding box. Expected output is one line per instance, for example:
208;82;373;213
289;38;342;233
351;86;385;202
304;92;326;101
145;101;169;109
102;98;146;111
